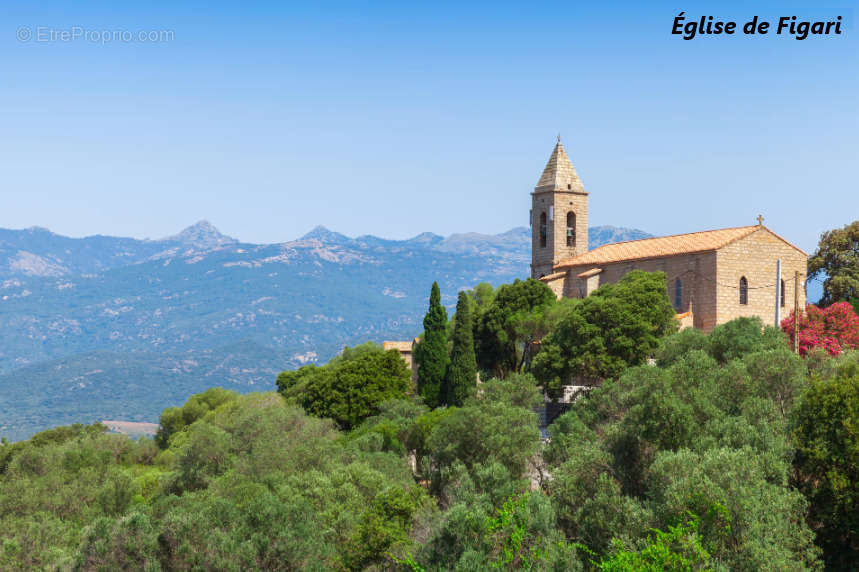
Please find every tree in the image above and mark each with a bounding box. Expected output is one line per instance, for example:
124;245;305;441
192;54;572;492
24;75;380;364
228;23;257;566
594;518;712;572
792;370;859;569
279;345;412;429
648;447;820;570
155;387;238;449
532;271;677;393
475;278;556;379
445;291;478;406
808;220;859;306
415;282;449;408
426;376;542;492
707;316;785;363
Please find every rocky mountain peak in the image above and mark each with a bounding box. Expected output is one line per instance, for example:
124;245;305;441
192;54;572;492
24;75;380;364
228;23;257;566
164;221;238;250
299;226;351;244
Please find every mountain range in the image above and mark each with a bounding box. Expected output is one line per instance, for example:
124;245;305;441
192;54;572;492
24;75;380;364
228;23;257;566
0;221;651;440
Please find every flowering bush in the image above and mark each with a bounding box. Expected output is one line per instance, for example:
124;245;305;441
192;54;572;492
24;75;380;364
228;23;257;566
781;302;859;356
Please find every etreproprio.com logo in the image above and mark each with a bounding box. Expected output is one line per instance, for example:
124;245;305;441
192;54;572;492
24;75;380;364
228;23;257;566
17;26;174;45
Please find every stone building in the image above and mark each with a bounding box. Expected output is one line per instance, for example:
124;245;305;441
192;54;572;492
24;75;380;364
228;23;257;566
532;138;807;332
383;339;419;384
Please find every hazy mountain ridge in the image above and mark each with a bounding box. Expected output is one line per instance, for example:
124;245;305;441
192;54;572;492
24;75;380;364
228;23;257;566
0;221;652;440
0;220;236;278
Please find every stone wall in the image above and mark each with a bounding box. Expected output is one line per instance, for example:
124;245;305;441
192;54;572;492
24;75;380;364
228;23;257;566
555;228;807;333
715;229;807;328
565;251;719;331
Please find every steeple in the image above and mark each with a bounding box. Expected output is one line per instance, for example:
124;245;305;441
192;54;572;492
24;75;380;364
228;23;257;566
530;136;589;279
535;136;585;192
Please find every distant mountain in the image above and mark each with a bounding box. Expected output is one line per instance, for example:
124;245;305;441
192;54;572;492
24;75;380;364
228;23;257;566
0;222;651;440
161;220;238;251
0;220;237;278
588;225;653;246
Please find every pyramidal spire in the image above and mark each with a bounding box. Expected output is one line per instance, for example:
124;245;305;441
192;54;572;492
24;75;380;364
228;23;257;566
536;136;585;192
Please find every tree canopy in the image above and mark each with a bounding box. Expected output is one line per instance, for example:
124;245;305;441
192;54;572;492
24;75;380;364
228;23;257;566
9;273;859;570
277;343;411;429
809;220;859;306
475;278;556;379
532;270;677;394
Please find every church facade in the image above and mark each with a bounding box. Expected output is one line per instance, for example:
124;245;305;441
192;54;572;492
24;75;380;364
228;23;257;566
532;139;807;332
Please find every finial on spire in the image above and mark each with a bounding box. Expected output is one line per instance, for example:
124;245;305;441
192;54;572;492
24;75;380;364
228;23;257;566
557;133;562;144
757;214;764;226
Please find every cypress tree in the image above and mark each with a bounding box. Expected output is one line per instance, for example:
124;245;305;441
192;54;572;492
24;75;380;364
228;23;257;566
445;291;478;406
415;282;449;408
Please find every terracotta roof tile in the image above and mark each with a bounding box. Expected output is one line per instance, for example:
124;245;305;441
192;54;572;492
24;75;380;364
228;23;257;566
577;268;602;278
555;226;761;269
539;271;567;282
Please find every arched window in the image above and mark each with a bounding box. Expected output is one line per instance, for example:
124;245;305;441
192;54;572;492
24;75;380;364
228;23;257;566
674;278;683;310
780;279;786;307
539;212;547;248
566;212;576;247
739;276;748;305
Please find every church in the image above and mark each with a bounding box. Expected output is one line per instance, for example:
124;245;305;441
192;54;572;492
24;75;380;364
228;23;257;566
531;138;807;332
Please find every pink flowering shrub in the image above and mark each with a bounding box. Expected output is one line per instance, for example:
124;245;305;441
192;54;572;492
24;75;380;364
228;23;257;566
781;302;859;356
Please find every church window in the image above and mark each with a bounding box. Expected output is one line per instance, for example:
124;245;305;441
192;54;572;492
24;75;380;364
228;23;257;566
566;212;576;247
674;278;683;310
567;183;571;190
539;212;547;248
781;279;786;307
739;276;748;305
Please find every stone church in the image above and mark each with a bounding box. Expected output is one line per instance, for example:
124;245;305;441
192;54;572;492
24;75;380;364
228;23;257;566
532;138;807;332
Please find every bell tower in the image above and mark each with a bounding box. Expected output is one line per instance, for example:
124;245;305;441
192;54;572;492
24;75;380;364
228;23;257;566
530;136;589;279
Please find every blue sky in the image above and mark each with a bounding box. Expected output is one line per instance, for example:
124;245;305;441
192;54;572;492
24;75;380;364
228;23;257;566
1;1;856;254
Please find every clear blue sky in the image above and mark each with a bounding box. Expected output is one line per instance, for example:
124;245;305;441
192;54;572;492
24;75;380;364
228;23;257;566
1;1;856;253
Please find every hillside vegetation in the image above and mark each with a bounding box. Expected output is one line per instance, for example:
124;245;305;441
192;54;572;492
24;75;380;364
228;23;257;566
2;271;858;570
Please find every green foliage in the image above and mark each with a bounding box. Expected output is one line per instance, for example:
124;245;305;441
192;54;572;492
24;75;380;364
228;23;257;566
742;348;806;417
466;282;496;315
155;387;238;448
656;328;711;368
808;220;859;306
279;344;412;429
446;291;478;406
648;447;820;571
0;391;425;571
532;271;677;394
544;324;825;569
416;488;581;571
475;278;556;379
1;422;108;475
415;282;450;408
426;377;541;493
595;517;712;571
8;294;859;571
707;316;785;363
792;370;859;569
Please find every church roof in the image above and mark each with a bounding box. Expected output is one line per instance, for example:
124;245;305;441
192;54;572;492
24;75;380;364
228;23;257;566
539;271;567;282
536;137;585;192
554;225;770;269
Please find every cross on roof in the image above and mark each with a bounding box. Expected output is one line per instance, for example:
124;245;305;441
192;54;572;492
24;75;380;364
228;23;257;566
757;214;764;226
